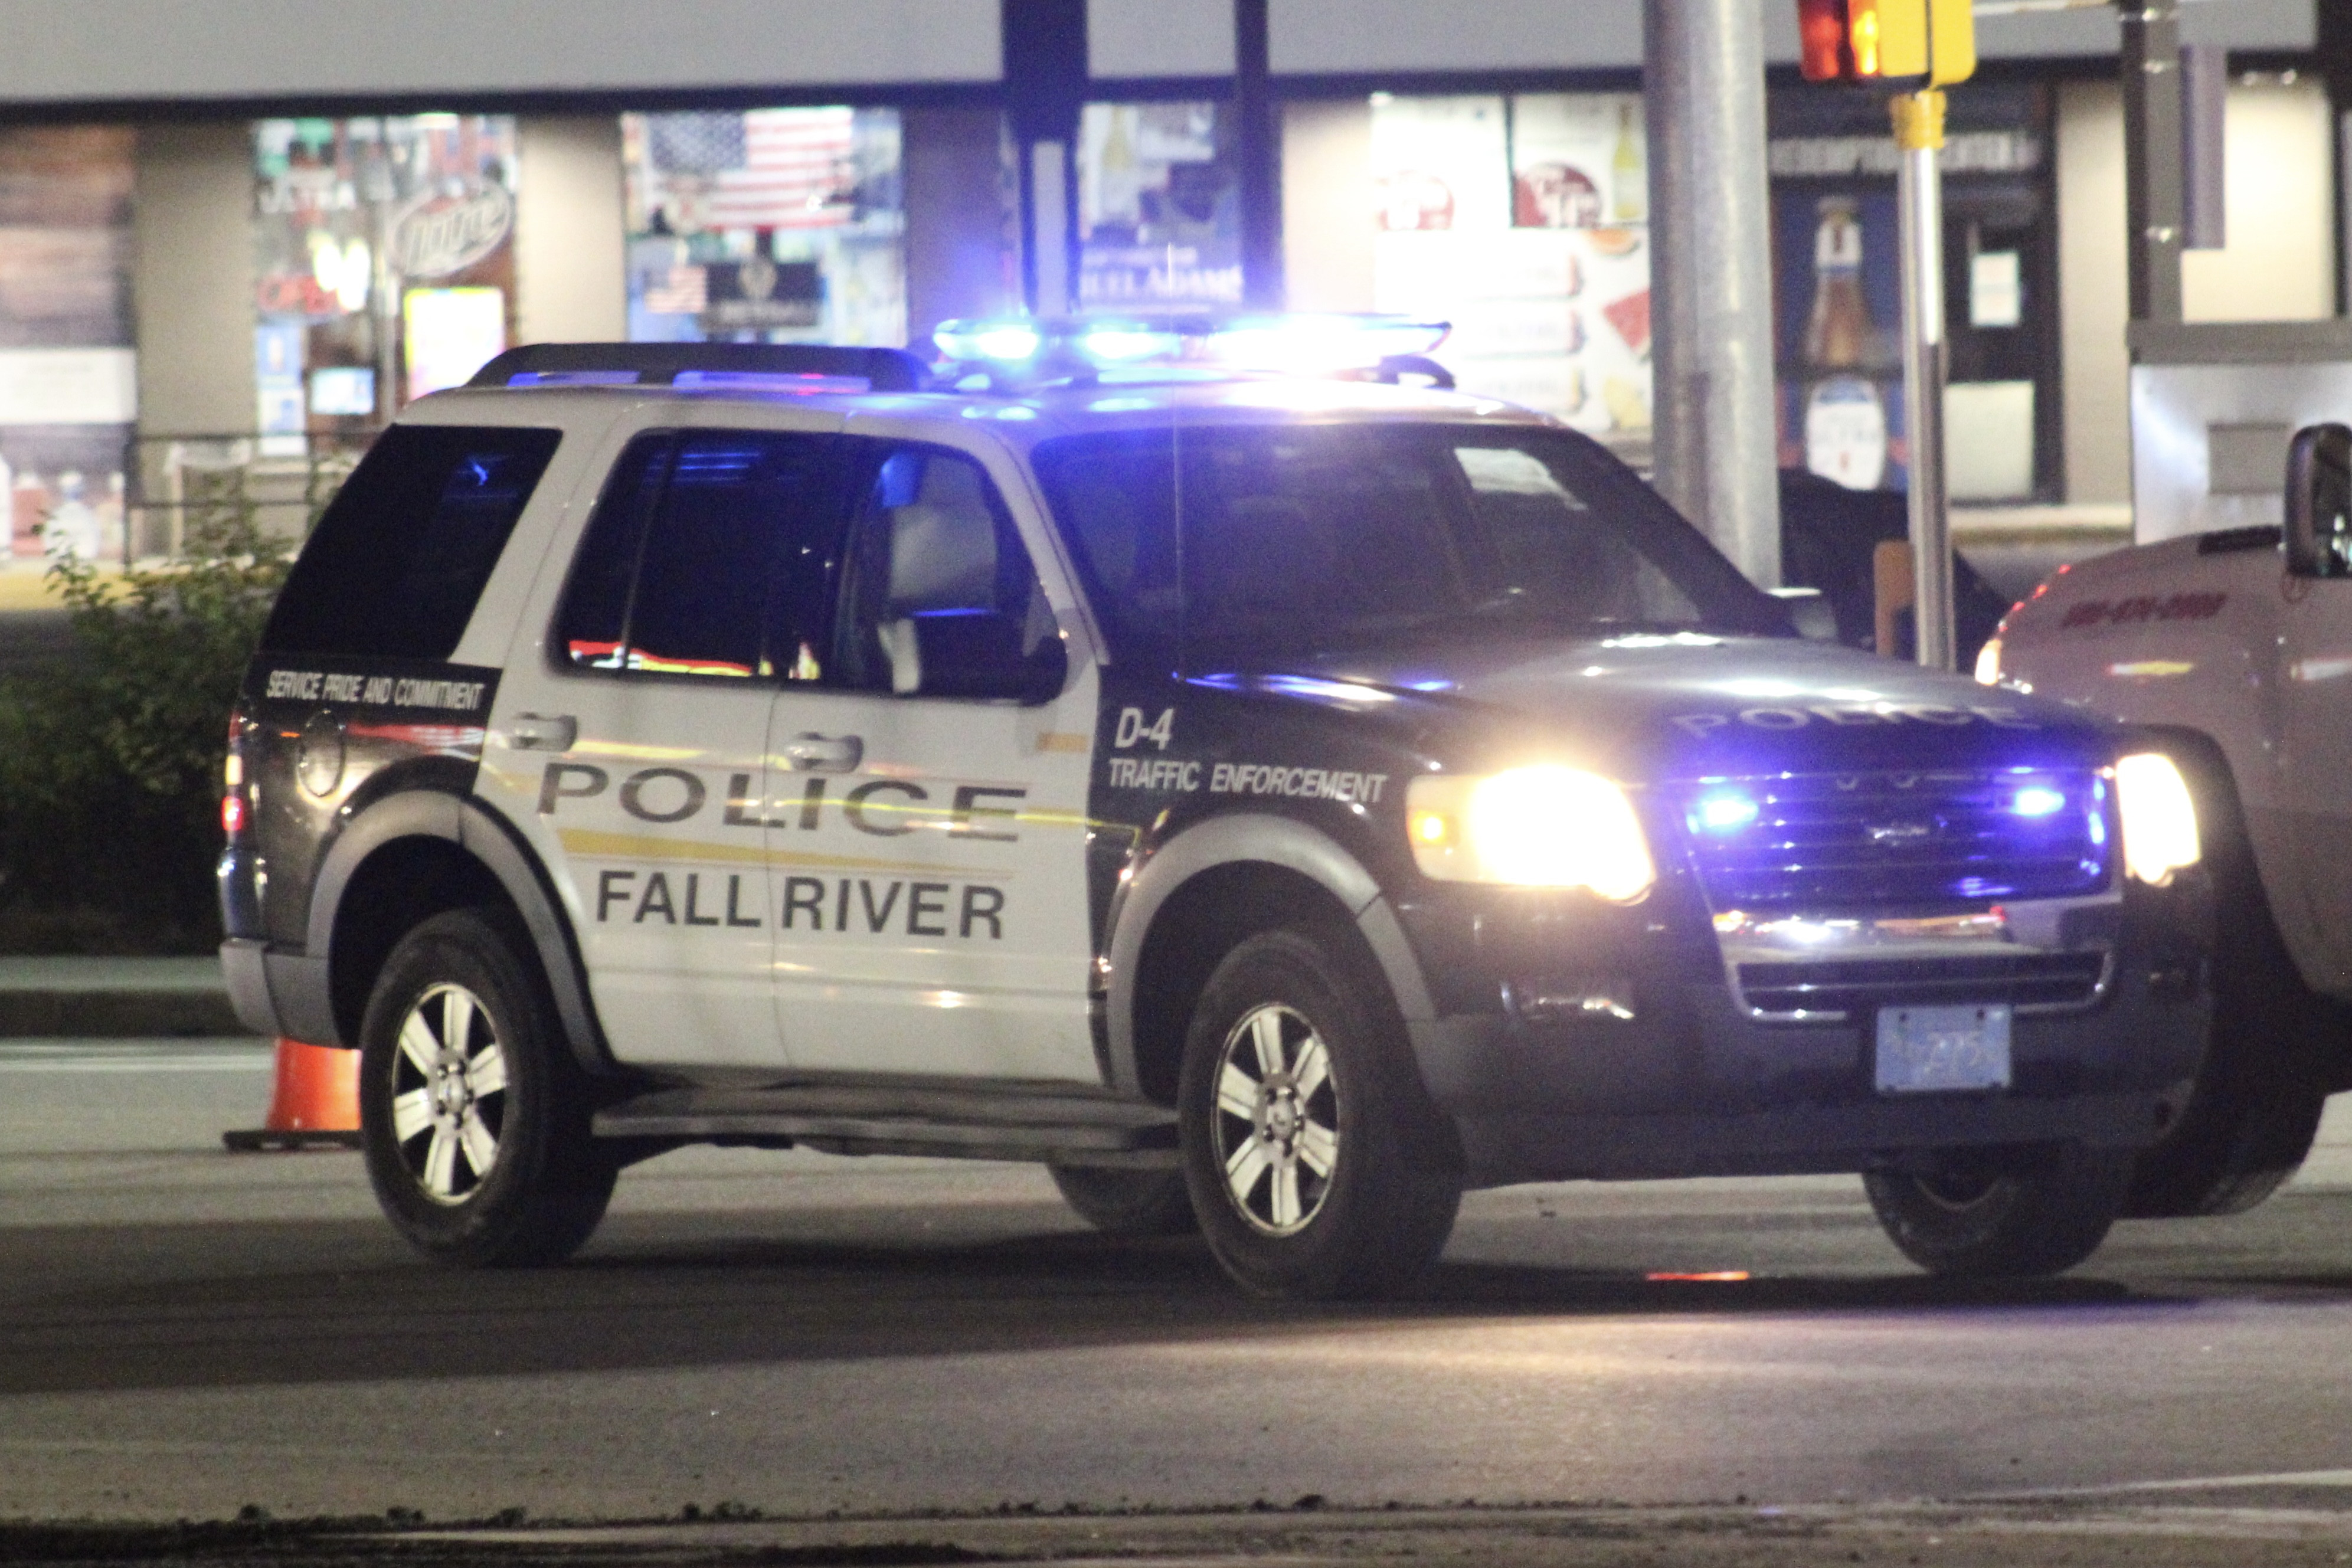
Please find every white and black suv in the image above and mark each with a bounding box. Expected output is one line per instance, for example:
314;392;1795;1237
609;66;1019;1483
221;328;2213;1297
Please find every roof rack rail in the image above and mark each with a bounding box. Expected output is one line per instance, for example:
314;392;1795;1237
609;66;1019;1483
468;342;933;393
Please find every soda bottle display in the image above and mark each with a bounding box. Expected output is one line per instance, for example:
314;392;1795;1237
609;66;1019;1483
1800;195;1889;490
1803;196;1872;370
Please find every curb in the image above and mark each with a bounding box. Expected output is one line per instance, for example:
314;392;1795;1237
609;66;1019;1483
0;990;246;1039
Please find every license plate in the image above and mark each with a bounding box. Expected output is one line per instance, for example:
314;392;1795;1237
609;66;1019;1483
1875;1004;2013;1094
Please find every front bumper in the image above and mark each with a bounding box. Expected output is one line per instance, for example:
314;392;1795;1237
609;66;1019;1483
1412;970;2205;1187
1394;875;2212;1189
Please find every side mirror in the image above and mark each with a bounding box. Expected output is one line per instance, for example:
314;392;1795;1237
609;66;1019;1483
2285;422;2352;580
882;610;1068;703
1768;584;1841;642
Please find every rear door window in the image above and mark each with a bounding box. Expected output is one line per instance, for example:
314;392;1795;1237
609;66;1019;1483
261;424;562;659
555;430;846;681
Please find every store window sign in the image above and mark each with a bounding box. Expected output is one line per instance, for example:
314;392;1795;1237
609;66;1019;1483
391;185;514;280
1970;250;2021;329
310;233;371;312
624;108;905;348
403;287;506;401
1370;94;1651;447
1079;103;1241;307
253;115;520;426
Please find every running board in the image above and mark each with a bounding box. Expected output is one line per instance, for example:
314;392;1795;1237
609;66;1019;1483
591;1081;1180;1169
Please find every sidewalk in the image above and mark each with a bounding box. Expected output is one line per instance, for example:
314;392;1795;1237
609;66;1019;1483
0;955;244;1037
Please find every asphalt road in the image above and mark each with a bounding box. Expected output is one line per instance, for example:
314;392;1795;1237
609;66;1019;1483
5;1037;2352;1543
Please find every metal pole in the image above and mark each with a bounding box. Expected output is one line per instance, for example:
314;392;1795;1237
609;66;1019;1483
1001;0;1087;316
2117;0;2184;325
1643;0;1781;587
1893;90;1952;670
1234;0;1283;309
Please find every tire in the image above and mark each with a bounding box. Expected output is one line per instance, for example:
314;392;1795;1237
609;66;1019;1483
1864;1144;2134;1278
359;907;616;1267
2124;745;2331;1218
1177;928;1461;1301
1049;1165;1198;1236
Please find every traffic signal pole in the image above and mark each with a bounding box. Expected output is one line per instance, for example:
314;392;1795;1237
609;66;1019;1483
1795;0;1973;667
1892;89;1954;670
1645;0;1783;589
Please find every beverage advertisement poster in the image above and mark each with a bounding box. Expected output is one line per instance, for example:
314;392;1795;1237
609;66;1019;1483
1077;103;1241;308
1772;185;1908;492
623;109;905;349
1768;84;2056;500
0;127;135;568
253;116;519;430
1370;93;1651;451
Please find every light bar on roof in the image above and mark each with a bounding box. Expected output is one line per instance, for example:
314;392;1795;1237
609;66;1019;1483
507;369;642;387
1203;313;1448;372
672;369;872;394
931;313;1451;377
935;320;1044;364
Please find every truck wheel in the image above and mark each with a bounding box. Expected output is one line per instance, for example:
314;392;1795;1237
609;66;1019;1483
1049;1166;1198;1236
2124;747;2331;1218
359;908;616;1267
1864;1144;2132;1278
1177;928;1461;1300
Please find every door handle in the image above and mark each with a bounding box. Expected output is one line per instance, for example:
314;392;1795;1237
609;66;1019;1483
510;713;577;752
783;732;863;772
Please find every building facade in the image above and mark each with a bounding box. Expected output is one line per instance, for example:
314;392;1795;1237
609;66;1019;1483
0;0;2329;567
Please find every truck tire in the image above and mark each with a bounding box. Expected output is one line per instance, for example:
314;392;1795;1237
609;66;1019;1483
1177;928;1461;1300
1049;1166;1198;1236
359;908;617;1267
1865;1144;2133;1278
2123;745;2331;1218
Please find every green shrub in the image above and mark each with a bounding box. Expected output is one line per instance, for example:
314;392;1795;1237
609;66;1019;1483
0;503;290;954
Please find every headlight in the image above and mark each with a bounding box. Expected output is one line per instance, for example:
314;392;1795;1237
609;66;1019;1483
1406;765;1656;901
2115;752;2200;885
1974;635;2003;686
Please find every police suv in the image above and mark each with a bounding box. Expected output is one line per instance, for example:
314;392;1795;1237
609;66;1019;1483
1981;421;2352;1222
221;319;2212;1298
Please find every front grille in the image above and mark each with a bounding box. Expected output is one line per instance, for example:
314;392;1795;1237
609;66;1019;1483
1735;951;2111;1018
1679;768;2112;911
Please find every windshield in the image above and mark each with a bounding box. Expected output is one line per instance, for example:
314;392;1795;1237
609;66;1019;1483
1032;423;1788;667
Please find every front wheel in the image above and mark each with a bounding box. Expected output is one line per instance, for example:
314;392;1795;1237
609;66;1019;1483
1864;1144;2133;1278
359;908;616;1267
2121;738;2331;1217
1177;929;1461;1300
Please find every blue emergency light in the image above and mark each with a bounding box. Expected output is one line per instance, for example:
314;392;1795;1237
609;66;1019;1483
932;312;1451;380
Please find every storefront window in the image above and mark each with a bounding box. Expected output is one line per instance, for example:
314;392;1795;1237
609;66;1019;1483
1077;103;1242;307
0;127;135;568
253;115;521;437
622;109;906;348
1768;84;2057;501
1367;93;1653;455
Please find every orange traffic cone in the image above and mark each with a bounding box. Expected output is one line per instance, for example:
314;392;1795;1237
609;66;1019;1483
223;1038;365;1152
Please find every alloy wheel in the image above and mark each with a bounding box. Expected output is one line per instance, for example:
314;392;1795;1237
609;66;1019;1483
388;982;509;1204
1211;1002;1340;1235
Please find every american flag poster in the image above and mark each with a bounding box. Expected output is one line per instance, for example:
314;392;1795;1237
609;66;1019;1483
634;109;858;235
623;107;906;349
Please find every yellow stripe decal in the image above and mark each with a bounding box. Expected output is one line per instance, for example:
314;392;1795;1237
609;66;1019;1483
557;828;1014;879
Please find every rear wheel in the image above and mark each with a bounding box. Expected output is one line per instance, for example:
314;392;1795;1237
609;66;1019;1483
2124;746;2331;1217
1049;1166;1198;1236
359;908;616;1267
1177;928;1461;1300
1866;1144;2133;1278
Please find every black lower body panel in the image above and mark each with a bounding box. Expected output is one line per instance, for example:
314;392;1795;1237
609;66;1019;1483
1411;971;2206;1189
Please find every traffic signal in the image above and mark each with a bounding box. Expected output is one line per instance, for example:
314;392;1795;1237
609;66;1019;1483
1797;0;1976;87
